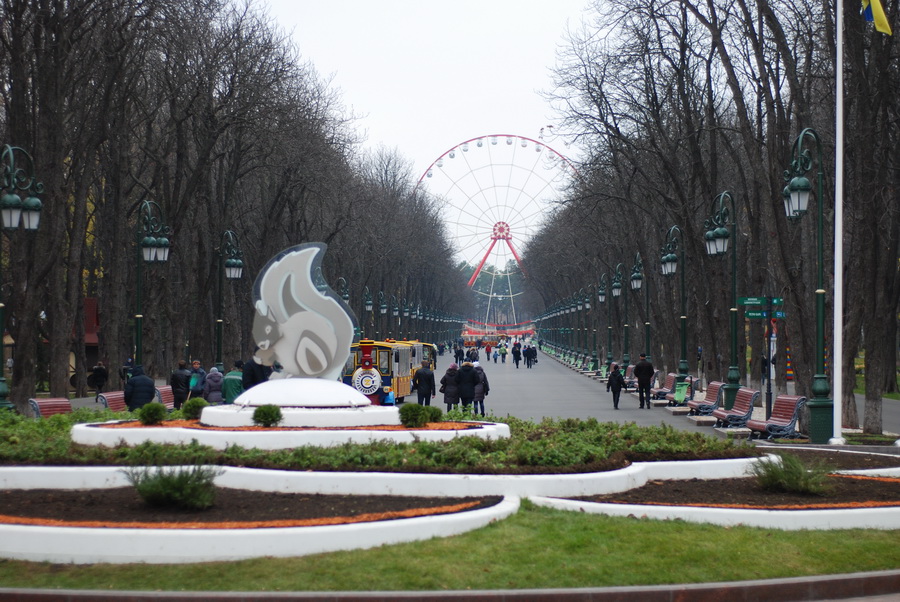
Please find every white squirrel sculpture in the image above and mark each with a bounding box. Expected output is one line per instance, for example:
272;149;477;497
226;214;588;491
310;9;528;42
250;243;356;382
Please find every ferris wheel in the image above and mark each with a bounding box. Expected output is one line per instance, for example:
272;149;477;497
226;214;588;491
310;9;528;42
416;134;578;328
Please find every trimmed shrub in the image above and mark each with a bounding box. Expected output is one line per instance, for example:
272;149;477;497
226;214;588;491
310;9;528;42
182;397;208;420
750;452;834;495
399;403;429;428
424;405;442;423
252;404;283;427
137;402;167;426
123;464;224;510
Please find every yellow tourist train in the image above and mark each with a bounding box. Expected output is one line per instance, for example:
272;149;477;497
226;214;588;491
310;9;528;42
342;339;438;404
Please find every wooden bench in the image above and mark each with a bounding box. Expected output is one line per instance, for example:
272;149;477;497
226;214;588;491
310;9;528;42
651;373;677;399
711;387;760;428
687;381;725;415
747;395;807;440
665;375;694;405
155;385;175;411
98;390;127;412
27;398;72;419
622;365;637;389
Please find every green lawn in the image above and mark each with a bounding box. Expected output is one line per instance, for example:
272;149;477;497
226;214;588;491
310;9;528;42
0;502;898;591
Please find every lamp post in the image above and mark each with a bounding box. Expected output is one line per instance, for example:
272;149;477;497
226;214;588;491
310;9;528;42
215;230;243;371
703;191;740;409
784;128;834;444
377;291;387;339
336;278;356;341
134;200;171;366
598;274;613;369
402;299;409;339
362;286;373;338
631;253;651;362
0;145;43;410
586;285;597;370
390;295;399;338
661;226;688;383
576;289;585;366
611;263;624;366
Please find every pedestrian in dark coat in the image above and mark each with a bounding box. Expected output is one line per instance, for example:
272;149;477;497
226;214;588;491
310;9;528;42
440;363;461;412
169;360;192;410
203;367;224;404
454;361;480;409
242;348;273;390
511;346;522;368
124;365;156;411
473;362;490;417
606;363;626;410
90;361;109;399
412;360;436;406
633;353;655;409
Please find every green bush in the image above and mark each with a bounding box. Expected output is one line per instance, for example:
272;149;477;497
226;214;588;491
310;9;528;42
137;402;167;426
400;403;428;429
750;452;834;495
252;404;283;427
122;464;224;510
181;397;208;420
424;405;442;423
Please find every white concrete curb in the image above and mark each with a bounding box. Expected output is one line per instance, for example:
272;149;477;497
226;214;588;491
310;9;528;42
529;496;900;530
0;493;519;565
70;420;511;450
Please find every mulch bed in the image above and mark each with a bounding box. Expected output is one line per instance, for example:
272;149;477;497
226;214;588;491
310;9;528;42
577;448;900;509
95;419;481;432
0;489;503;529
3;448;899;528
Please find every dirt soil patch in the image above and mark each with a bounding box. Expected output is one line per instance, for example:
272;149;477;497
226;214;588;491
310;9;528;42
0;488;502;529
578;448;900;509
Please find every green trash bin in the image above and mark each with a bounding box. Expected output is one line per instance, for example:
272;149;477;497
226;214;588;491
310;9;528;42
674;382;689;405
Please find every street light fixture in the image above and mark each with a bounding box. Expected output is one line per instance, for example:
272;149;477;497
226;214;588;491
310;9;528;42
377;291;387;339
598;273;614;369
215;230;243;371
661;226;688;383
135;200;171;366
587;284;598;370
362;286;373;338
612;263;626;366
784;128;834;444
631;253;651;362
0;145;43;410
704;191;740;409
390;294;399;338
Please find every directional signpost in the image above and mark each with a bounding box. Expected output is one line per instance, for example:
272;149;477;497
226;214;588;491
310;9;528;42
740;296;785;418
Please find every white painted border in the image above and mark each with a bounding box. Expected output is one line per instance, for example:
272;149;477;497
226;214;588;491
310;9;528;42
70;421;511;450
530;496;900;530
0;494;519;565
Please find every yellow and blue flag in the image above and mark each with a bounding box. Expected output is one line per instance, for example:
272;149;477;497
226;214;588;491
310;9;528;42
862;0;892;35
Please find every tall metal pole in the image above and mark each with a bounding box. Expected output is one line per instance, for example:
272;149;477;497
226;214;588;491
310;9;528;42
612;264;623;365
135;200;171;367
704;192;740;409
662;226;688;383
0;145;43;410
784;128;832;444
215;230;242;371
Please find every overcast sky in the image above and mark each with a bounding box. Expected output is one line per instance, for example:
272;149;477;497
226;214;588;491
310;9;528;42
264;0;590;179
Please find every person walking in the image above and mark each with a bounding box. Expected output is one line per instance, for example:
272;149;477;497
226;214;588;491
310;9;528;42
222;360;244;404
412;360;436;406
511;345;521;369
243;349;273;390
455;361;480;410
499;345;507;364
124;365;156;411
633;353;655;409
606;363;626;410
203;366;224;404
90;361;109;399
440;362;460;412
473;361;490;417
188;360;207;399
169;360;191;410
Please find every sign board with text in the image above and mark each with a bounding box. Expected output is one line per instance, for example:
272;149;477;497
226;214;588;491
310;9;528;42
739;297;784;306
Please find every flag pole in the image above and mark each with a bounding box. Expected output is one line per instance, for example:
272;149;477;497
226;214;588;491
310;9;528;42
830;0;846;445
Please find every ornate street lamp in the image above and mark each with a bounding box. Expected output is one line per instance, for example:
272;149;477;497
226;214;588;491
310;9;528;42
661;225;688;383
631;253;651;362
390;294;399;338
135;200;171;366
377;291;387;339
362;286;373;339
784;128;834;444
215;230;243;371
0;145;43;409
704;191;740;409
612;263;626;366
598;274;614;369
